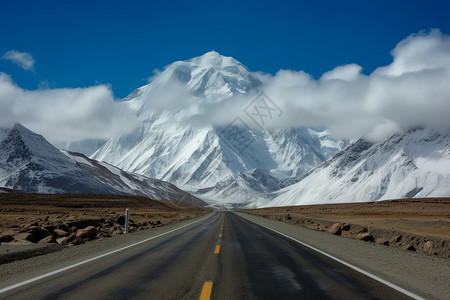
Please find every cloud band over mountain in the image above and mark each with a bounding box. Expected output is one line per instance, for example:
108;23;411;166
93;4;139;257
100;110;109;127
0;74;139;145
211;29;450;141
0;29;449;144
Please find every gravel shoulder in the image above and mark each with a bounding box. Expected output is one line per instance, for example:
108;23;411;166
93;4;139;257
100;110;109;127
0;244;63;264
236;212;450;300
0;212;214;290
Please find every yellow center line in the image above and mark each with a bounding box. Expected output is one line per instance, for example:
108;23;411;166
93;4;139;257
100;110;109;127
214;245;221;254
199;281;213;300
219;233;222;238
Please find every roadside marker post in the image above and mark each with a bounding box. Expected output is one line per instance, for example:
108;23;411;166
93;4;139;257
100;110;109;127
178;212;180;223
125;208;129;234
283;210;286;223
273;212;275;220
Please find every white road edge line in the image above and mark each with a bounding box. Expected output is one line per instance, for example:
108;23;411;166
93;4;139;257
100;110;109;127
0;212;216;295
241;213;425;300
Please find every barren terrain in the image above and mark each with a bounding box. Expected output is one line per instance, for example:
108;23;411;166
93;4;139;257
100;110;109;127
0;192;208;263
240;198;450;258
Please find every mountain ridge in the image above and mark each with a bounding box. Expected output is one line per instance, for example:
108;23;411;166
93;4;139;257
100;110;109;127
267;128;450;207
0;124;206;206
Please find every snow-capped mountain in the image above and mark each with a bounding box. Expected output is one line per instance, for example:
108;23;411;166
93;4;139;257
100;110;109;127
125;50;262;100
91;52;347;205
64;151;206;206
268;128;450;207
197;168;287;208
0;124;114;194
0;124;206;206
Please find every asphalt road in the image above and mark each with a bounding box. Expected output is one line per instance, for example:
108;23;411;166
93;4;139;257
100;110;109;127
0;211;415;299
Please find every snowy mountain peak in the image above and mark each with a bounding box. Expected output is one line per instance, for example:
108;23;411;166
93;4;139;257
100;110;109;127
171;51;262;97
11;123;38;140
189;51;225;69
2;123;71;167
187;51;247;73
0;124;109;193
189;52;262;95
127;52;262;101
90;54;349;207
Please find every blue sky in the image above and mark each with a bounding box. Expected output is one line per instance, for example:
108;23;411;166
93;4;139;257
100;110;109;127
1;0;450;98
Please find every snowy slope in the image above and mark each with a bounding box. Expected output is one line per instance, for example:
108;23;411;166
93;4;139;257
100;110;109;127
64;151;206;206
91;52;347;205
268;128;450;207
196;169;287;208
0;124;115;194
0;124;206;205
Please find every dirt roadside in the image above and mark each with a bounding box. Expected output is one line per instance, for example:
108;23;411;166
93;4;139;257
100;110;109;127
0;193;209;263
239;198;450;258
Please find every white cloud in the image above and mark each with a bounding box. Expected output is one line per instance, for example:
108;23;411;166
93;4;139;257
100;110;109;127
375;29;450;76
321;63;363;81
0;73;139;144
1;50;35;71
1;29;449;146
199;29;450;142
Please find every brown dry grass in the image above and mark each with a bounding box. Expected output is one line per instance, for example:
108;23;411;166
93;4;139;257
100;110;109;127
241;198;450;239
239;198;450;257
0;193;209;230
